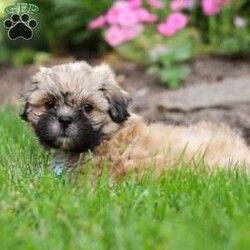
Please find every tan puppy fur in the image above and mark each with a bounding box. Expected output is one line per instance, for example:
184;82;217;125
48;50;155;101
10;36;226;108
21;61;250;179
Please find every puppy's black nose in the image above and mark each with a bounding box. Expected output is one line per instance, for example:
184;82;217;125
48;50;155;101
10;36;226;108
58;116;73;127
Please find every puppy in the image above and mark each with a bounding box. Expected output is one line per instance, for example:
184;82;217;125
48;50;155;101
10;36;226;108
21;61;250;179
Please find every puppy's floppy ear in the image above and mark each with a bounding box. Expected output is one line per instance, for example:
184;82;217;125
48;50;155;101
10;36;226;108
19;101;29;121
94;63;131;123
101;84;131;123
95;63;131;123
19;89;33;122
19;79;39;122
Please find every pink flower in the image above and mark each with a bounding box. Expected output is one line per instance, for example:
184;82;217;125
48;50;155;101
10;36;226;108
145;14;158;23
104;26;125;46
170;0;194;11
167;12;189;30
104;25;142;46
88;15;106;30
122;25;144;40
128;0;142;8
114;1;131;9
105;1;142;26
148;0;165;9
137;8;158;23
158;12;188;37
202;0;220;15
106;8;119;25
202;0;230;16
106;1;130;24
158;23;177;36
117;9;139;27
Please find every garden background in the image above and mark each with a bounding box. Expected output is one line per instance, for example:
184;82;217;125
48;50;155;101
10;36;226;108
0;0;250;141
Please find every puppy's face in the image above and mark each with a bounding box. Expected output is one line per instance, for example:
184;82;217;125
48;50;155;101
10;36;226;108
21;62;130;153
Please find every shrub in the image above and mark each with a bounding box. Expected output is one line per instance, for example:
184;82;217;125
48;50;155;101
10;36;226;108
88;0;250;87
0;0;113;66
32;0;113;54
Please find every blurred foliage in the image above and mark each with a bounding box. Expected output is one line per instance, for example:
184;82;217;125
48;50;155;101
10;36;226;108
0;0;113;66
0;0;249;89
116;28;199;87
0;0;14;18
147;30;198;88
11;48;51;67
196;0;250;54
29;0;112;54
108;0;250;87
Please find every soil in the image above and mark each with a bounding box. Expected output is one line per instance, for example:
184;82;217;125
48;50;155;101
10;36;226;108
1;55;250;142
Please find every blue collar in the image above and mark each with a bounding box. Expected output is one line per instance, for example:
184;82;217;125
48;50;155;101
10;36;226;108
53;162;64;177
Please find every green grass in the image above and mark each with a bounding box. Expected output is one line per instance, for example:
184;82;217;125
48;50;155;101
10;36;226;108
1;109;250;250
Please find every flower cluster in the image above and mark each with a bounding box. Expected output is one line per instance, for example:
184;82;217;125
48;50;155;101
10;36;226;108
88;0;232;47
201;0;230;16
170;0;194;11
88;0;158;46
158;12;188;36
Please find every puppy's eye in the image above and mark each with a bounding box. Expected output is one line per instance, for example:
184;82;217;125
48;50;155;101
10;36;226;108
45;100;55;110
82;104;94;113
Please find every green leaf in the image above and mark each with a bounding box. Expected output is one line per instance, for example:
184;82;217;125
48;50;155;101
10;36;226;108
160;65;191;88
173;43;193;62
147;66;160;75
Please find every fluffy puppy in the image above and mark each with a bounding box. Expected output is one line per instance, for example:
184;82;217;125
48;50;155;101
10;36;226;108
21;61;250;179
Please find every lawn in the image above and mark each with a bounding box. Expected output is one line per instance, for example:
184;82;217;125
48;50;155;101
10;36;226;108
1;108;250;250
